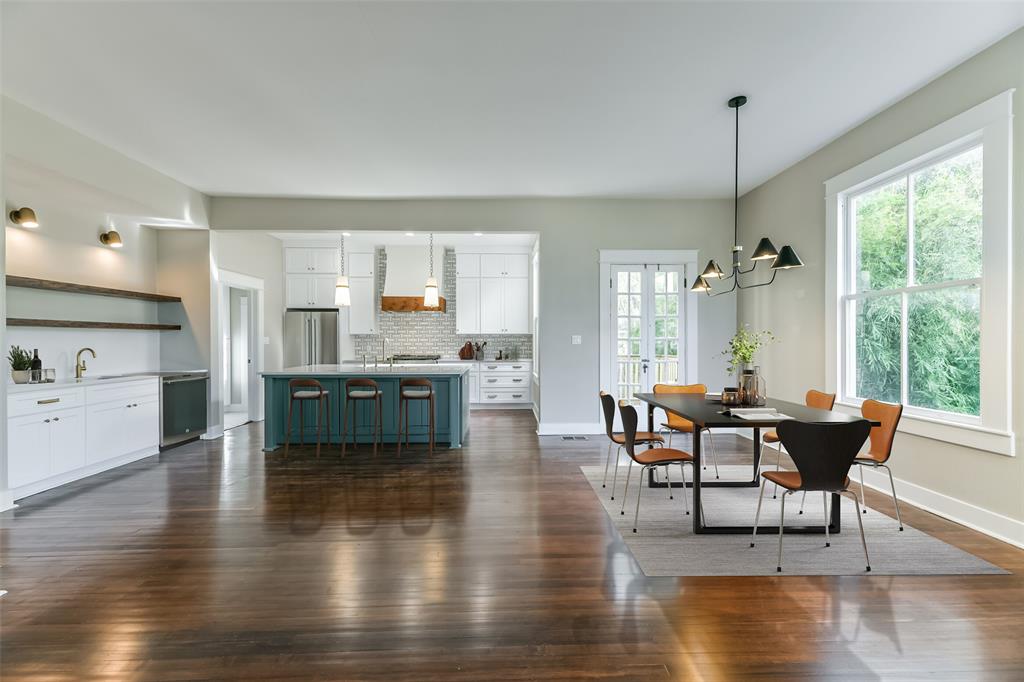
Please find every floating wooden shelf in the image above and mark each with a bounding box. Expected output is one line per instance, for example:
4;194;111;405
6;275;182;303
381;295;447;313
6;318;181;331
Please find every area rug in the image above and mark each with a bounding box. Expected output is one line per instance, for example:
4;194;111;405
581;464;1007;577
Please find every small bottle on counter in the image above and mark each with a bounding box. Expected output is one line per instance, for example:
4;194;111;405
30;349;42;383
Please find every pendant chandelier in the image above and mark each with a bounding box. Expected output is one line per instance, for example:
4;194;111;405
691;95;803;296
423;232;440;308
334;233;351;306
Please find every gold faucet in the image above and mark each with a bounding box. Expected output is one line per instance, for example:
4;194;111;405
75;347;96;379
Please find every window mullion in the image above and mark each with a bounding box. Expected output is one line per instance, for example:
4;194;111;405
900;291;909;406
907;174;916;287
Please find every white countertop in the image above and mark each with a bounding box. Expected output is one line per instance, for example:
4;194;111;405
263;363;473;377
7;370;207;394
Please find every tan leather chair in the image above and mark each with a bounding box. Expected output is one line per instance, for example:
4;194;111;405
763;389;835;498
653;383;720;479
853;399;904;530
599;392;664;500
618;400;697;533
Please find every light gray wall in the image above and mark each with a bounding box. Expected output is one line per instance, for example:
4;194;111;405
210;197;737;427
737;28;1024;521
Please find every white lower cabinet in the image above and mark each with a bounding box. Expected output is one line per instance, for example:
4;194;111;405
8;378;159;499
469;361;532;406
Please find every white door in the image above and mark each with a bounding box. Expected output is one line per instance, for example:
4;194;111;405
456;277;481;334
504;254;530;278
502;277;530;333
480;278;504;333
309;248;338;274
285;248;312;273
8;414;50;488
608;264;686;410
310;275;338;307
286;275;312;308
455;253;480;277
480;254;506;277
348;276;376;334
49;409;87;475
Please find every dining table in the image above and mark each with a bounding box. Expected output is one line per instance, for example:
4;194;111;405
633;393;880;536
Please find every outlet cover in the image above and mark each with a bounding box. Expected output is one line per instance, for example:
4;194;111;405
571;335;582;345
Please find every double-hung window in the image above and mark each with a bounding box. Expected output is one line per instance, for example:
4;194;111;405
825;90;1013;455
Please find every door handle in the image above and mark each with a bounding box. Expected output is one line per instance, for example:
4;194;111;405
37;398;60;405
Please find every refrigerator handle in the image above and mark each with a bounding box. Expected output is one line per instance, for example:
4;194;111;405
306;316;313;366
312;317;318;364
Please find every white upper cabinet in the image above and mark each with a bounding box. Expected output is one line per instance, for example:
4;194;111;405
480;254;529;278
456;277;481;334
285;247;339;274
456;253;481;278
348;252;375;278
457;249;532;335
286;274;339;308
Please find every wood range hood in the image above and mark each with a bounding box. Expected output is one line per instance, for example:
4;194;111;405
381;245;447;312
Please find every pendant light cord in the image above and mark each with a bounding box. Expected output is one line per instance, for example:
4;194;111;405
429;233;434;277
734;101;739;248
340;235;345;276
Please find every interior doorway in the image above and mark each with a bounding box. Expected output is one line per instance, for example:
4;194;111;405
599;250;699;430
218;270;266;432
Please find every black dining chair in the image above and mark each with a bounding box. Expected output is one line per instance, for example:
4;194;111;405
750;419;873;572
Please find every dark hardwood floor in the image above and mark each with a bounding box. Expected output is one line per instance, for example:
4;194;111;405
2;410;1023;680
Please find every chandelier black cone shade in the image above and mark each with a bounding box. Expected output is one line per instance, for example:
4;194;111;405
692;95;803;296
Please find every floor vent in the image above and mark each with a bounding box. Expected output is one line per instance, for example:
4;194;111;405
561;435;588;441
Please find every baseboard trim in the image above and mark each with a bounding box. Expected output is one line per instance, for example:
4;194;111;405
858;466;1024;550
0;490;15;513
12;446;160;502
201;426;225;440
537;422;604;436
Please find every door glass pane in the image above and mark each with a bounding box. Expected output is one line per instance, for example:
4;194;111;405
912;146;983;285
854;178;907;292
853;295;901;403
614;269;644;404
907;286;980;415
652;270;682;385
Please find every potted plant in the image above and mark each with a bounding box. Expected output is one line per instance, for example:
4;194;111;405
721;327;775;405
8;345;32;384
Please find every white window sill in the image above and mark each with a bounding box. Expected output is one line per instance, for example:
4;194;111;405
835;401;1014;457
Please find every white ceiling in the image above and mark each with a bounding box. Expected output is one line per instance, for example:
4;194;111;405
3;2;1021;199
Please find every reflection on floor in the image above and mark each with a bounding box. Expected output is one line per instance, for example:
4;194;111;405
224;410;249;430
1;410;1022;679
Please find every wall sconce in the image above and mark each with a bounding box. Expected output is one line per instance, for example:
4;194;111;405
99;229;123;248
9;207;39;228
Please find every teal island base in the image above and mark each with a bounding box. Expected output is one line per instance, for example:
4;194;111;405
261;367;471;451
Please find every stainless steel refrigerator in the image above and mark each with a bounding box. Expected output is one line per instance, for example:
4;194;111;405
284;310;339;366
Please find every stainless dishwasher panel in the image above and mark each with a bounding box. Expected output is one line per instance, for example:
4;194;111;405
161;373;208;447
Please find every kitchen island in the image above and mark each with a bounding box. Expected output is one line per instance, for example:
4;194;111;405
261;364;472;451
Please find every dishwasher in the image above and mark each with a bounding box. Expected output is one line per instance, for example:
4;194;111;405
160;371;209;448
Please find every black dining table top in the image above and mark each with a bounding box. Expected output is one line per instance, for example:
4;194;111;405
633;393;881;428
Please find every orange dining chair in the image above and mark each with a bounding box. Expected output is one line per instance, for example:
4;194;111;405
599;392;664;500
853;399;905;530
653;383;720;479
762;389;835;498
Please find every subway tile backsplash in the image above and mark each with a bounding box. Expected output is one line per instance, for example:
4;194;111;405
351;249;533;360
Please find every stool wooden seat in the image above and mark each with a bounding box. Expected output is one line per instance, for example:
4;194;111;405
397;378;434;456
342;378;383;457
284;378;330;459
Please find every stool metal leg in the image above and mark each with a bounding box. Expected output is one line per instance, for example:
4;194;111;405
397;398;404;456
284;396;295;457
341;398;349;458
315;396;323;459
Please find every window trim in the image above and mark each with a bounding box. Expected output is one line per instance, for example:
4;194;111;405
825;89;1014;456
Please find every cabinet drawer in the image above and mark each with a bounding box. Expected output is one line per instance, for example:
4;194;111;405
478;388;530;403
86;378;159;406
8;386;85;418
479;361;531;373
479;374;530;388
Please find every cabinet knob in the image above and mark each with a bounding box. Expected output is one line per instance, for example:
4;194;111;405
53;416;60;421
512;394;523;399
44;418;50;423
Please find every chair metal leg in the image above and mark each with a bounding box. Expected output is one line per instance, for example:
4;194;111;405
664;465;673;500
883;464;904;531
610;446;622;500
822;492;830;547
679;462;690;516
772;441;782;498
798;490;807;514
633;465;647;533
751;478;767;547
284;397;295;457
667;430;673;448
620;459;633;515
846;491;871;571
704;429;720;479
776;490;789;572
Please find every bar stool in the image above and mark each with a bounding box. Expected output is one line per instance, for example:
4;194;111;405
397;378;434;456
284;378;330;459
342;378;383;457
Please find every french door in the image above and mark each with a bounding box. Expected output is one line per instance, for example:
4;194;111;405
609;264;686;415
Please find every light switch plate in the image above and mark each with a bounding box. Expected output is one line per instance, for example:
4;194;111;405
571;335;582;345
